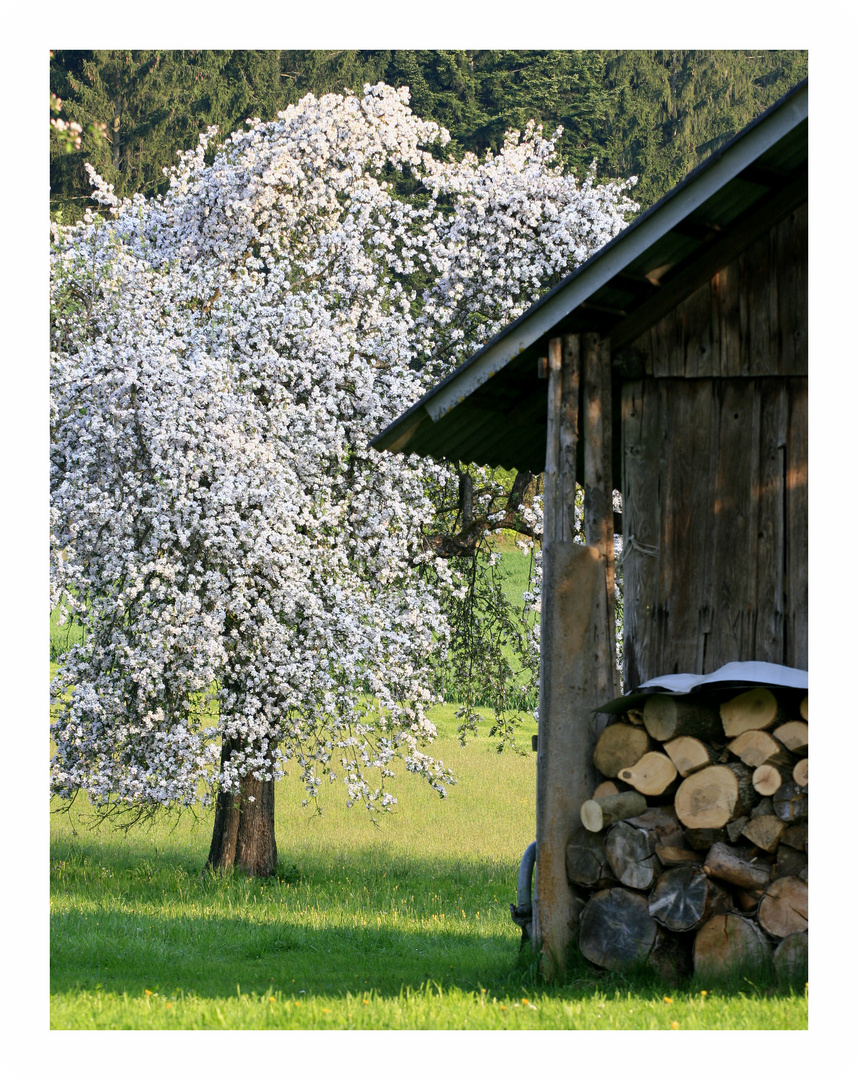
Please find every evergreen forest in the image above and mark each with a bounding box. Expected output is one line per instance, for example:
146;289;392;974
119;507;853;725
50;49;808;222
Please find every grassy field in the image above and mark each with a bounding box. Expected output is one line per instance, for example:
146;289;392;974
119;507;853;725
50;691;808;1033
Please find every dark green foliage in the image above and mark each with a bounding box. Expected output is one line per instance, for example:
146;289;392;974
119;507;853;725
51;49;807;223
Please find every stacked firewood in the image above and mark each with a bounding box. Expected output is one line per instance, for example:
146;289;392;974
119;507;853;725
568;686;808;982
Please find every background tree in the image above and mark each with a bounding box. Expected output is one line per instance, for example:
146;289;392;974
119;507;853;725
50;86;636;874
50;49;807;221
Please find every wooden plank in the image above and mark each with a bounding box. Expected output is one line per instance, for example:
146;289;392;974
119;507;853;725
583;334;617;700
707;380;757;667
542;338;563;545
621;379;663;691
777;204;808;377
658;380;717;675
534;543;607;977
558;335;581;542
682;279;715;378
785;378;808;668
718;259;743;378
745;226;779;377
753;379;788;662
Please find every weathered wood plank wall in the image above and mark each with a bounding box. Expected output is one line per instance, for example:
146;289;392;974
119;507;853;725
621;204;807;689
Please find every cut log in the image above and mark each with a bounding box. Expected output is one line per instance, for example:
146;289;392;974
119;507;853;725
642;695;722;742
593;722;652;778
704;841;772;890
693;914;771;977
741;814;786;854
663;736;720;777
773;720;808;755
618;751;678;796
799;695;808;721
648;865;732;932
758;876;808;938
604;807;684;890
565;828;616;889
792;758;808;788
592;780;621;799
675;763;756;829
605;821;661;889
772;781;808;823
720;687;784;737
626;708;645;727
752;764;793;797
580;791;648;832
655;845;703;867
727;730;794;769
773;931;808;984
578;887;658;972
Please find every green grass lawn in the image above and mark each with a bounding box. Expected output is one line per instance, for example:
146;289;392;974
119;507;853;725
50;694;807;1031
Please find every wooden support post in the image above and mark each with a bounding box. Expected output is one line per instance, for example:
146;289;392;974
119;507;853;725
533;334;615;978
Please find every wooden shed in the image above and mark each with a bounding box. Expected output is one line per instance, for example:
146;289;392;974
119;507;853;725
372;79;808;974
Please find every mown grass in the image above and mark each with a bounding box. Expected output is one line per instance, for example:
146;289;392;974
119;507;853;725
50;699;808;1031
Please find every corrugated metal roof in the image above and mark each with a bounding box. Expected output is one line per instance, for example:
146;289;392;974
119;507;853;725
371;79;808;476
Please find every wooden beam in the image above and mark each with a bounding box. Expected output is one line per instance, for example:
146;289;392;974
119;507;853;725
610;167;807;353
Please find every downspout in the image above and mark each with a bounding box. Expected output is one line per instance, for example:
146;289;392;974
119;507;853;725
510;840;536;947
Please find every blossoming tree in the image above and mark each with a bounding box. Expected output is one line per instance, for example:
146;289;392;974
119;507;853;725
50;84;636;875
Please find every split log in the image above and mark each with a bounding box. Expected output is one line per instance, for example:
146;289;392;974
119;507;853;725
593;722;651;778
604;807;684;889
780;823;808;852
618;751;678;796
773;931;808;984
580;791;647;832
648;865;732;932
675;763;756;829
655;845;703;867
704;842;772;890
726;816;749;844
663;736;720;777
752;764;793;797
693;914;772;977
772;781;808;823
727;730;794;769
773;844;808;881
685;827;727;851
578;887;658;972
758;876;808;938
741;814;786;854
773;720;808;755
648;929;694;985
792;758;808;788
720;687;784;737
735;887;766;912
750;796;775;818
642;695;722;742
565;827;616;889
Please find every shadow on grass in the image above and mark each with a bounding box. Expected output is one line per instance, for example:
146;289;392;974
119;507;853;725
50;836;805;1006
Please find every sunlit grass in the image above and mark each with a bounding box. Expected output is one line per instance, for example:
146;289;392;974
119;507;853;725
50;697;807;1030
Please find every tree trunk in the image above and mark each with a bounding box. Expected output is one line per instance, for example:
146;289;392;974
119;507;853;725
207;739;278;877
